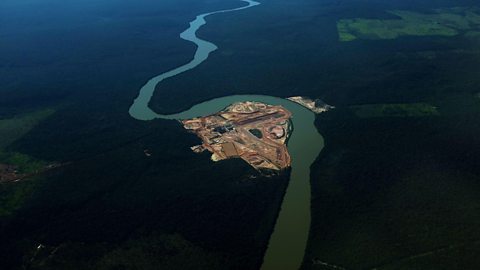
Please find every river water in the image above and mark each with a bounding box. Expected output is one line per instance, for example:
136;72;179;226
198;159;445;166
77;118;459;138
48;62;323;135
128;1;325;269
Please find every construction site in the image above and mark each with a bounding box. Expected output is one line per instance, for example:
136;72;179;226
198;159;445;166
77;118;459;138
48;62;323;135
182;101;292;171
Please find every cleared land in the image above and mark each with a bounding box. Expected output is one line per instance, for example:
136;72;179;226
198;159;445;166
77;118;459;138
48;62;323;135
0;109;57;217
182;101;292;171
287;96;334;114
0;108;58;182
337;7;480;41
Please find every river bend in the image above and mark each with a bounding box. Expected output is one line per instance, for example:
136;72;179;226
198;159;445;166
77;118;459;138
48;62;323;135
128;2;324;270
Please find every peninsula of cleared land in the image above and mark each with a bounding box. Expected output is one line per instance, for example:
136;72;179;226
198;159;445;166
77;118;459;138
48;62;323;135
182;101;292;171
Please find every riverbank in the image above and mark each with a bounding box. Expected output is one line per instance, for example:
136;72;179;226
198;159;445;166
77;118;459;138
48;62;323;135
128;1;325;269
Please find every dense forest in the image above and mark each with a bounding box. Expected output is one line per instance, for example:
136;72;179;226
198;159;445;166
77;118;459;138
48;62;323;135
0;0;288;269
1;0;480;269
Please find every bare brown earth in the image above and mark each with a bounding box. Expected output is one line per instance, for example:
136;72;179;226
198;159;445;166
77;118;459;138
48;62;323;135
182;101;292;171
0;163;63;183
0;164;23;182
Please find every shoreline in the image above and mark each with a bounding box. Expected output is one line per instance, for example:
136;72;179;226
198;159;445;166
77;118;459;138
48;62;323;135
127;1;325;270
128;0;261;121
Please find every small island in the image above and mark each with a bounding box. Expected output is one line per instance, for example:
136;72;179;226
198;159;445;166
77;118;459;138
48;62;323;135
182;101;292;171
287;96;335;114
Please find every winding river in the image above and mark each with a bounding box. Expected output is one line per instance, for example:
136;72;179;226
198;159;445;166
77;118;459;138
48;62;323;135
129;1;324;269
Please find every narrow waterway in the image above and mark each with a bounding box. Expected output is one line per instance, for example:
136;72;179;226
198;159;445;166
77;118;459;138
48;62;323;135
129;0;260;121
128;2;325;270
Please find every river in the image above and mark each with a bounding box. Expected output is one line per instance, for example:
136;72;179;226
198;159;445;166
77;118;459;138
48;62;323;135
128;1;325;270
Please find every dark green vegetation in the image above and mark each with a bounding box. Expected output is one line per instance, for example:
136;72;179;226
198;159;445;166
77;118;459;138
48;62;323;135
0;152;46;174
0;109;55;149
350;103;439;118
0;109;54;173
0;104;288;270
0;0;288;269
0;109;54;216
337;7;480;41
304;94;480;269
1;0;480;269
249;128;263;139
146;0;480;268
0;180;38;217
